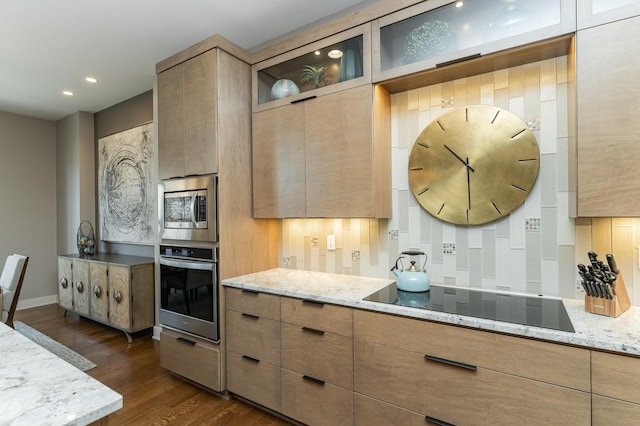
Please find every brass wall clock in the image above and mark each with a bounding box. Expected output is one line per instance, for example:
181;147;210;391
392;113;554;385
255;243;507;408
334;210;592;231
408;105;540;225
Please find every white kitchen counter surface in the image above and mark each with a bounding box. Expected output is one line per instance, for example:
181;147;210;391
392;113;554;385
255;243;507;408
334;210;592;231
223;268;640;356
0;322;122;425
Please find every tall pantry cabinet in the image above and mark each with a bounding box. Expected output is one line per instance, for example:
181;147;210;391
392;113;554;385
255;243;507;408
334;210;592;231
155;35;277;392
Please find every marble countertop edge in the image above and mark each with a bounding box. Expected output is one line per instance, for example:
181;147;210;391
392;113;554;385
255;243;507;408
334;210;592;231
223;269;640;357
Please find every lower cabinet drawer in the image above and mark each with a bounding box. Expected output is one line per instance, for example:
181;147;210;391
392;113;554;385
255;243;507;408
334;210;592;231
226;351;281;412
355;393;425;426
160;329;221;391
282;369;353;426
354;340;590;425
226;309;280;365
281;322;353;389
592;395;640;426
592;351;640;404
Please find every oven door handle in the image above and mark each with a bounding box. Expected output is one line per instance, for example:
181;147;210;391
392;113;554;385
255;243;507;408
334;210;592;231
190;192;198;228
159;258;215;271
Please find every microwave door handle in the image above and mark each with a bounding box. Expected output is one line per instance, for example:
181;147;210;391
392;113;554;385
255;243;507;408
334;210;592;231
190;192;198;228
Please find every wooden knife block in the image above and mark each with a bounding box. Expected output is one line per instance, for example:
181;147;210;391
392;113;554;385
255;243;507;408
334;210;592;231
584;272;631;318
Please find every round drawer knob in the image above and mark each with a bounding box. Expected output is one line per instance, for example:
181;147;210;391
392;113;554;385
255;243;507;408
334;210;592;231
113;290;122;304
93;285;102;298
60;277;68;289
75;281;84;293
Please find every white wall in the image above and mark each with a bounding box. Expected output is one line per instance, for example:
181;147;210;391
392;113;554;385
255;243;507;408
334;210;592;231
0;110;58;307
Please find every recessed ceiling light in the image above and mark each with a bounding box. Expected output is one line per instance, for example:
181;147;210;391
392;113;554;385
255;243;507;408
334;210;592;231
85;77;98;83
314;51;321;56
455;1;464;7
328;49;343;59
62;91;74;96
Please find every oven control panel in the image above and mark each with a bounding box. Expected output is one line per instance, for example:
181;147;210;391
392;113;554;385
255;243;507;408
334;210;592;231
160;245;215;262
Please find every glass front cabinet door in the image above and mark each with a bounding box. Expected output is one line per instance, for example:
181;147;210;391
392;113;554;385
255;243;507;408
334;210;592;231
372;0;576;83
577;0;640;29
252;24;371;112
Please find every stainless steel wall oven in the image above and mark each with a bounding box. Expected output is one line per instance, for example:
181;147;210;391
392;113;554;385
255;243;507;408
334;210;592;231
159;244;219;341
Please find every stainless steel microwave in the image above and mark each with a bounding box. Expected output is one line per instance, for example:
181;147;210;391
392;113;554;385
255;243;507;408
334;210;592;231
159;174;217;242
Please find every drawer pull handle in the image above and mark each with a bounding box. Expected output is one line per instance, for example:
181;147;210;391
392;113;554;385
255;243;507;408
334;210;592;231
302;375;325;386
302;326;325;335
424;354;477;371
302;299;324;307
241;289;259;294
176;337;196;346
242;313;260;320
242;355;260;363
424;415;455;426
290;95;316;104
436;53;481;68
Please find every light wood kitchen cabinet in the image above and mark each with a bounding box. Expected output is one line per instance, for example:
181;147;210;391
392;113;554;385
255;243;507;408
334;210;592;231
157;49;217;179
225;288;281;411
591;350;640;424
57;254;154;342
353;309;591;425
282;369;353;426
253;84;391;218
280;297;354;425
160;328;221;392
576;15;640;216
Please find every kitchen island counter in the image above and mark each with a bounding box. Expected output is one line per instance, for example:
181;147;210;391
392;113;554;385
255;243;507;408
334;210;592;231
0;321;122;425
223;268;640;356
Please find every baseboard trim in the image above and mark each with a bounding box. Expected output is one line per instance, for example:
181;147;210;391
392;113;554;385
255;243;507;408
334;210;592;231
17;295;58;311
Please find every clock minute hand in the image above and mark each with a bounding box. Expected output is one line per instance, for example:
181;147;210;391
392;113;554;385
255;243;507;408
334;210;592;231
444;145;475;172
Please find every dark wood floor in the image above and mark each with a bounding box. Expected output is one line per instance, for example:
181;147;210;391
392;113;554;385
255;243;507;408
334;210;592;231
15;304;292;426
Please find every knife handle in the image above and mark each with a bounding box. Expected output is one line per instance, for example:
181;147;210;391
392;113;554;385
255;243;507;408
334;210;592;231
588;251;599;268
606;254;619;274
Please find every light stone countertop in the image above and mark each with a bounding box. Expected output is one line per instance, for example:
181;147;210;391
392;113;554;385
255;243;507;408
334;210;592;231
0;322;122;425
222;268;640;356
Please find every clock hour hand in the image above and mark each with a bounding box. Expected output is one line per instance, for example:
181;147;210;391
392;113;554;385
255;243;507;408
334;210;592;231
444;145;475;172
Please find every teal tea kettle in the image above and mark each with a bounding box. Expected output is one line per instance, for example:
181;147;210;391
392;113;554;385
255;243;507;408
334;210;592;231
391;250;430;292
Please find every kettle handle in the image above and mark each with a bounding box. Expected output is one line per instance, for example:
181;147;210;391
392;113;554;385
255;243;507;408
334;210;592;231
391;255;405;271
401;251;428;271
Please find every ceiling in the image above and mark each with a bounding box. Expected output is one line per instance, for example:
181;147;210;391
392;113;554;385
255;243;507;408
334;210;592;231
1;0;380;121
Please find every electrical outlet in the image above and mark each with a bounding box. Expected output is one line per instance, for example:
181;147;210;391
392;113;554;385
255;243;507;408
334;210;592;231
388;229;399;240
352;250;360;261
282;257;290;267
525;218;541;232
576;279;585;294
443;242;455;255
327;235;336;251
311;237;319;248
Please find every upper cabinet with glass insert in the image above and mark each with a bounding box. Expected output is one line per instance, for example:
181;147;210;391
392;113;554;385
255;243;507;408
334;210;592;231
373;0;576;85
577;0;640;29
253;24;371;112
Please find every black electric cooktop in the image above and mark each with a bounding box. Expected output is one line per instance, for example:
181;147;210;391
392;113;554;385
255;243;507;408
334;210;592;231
364;284;575;333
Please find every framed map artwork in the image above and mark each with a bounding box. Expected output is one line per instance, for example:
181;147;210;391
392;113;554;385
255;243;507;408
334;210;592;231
98;122;154;244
